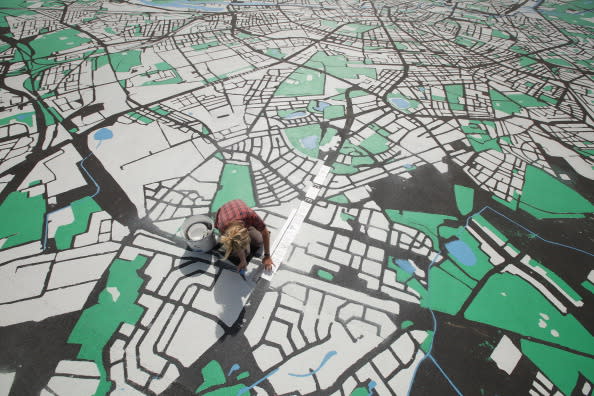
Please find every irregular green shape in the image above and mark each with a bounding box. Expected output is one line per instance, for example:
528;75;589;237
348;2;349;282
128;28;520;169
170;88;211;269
491;29;510;39
519;165;594;219
0;112;35;127
507;94;547;108
236;371;250;381
423;266;472;315
323;105;344;120
196;360;226;393
306;51;376;80
350;386;369;396
545;58;572;67
26;28;91;60
127;111;153;124
192;41;219;51
465;273;594;355
150;105;170;116
489;89;521;115
519;56;537;68
328;194;349;204
284;124;322;158
582;280;594;295
539;94;557;105
350;387;368;396
211;163;256;213
521;339;594;395
454;185;474;215
142;69;183;86
68;255;148;396
439;260;477;289
0;191;46;249
275;67;325;97
54;197;101;250
455;36;475;47
445;84;465;111
317;269;334;280
401;320;414;329
359;133;389;155
108;50;142;73
526;258;582;302
265;48;284;59
340;211;356;222
420;330;434;353
385;209;456;247
331;163;358;175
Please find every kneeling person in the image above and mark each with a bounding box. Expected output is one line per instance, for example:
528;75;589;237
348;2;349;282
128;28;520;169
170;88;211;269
214;199;274;272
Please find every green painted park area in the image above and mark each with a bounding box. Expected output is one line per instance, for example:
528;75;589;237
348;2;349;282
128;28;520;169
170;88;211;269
68;255;148;396
211;163;256;212
0;191;46;249
54;196;102;250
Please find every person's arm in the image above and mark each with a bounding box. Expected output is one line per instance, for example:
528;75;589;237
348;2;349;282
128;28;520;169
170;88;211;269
261;227;274;271
237;249;248;272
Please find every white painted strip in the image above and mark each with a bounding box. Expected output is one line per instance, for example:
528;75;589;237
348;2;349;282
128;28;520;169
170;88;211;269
261;165;331;281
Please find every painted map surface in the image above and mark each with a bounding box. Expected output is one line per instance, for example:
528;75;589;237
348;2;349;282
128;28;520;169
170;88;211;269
0;0;593;395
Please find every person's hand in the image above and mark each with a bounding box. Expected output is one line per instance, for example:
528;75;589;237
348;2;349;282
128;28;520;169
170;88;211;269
237;260;248;272
262;255;274;271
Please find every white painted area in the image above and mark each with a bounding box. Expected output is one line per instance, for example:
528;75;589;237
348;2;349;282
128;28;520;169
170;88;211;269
0;371;15;396
245;292;278;346
388;350;425;395
191;269;253;326
0;282;96;326
550;329;560;337
47;252;117;290
538;319;547;328
0;260;51;304
107;287;120;302
55;360;100;377
47;206;75;238
44;145;88;198
588;270;594;284
582;382;592;395
262;165;331;281
46;376;100;396
530;131;594;180
490;335;522;375
267;323;383;395
165;311;224;367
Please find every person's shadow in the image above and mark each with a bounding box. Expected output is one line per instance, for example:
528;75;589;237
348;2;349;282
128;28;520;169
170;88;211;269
179;246;257;337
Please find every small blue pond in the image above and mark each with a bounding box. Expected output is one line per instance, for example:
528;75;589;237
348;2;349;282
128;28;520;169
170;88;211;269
284;111;308;119
389;97;411;109
314;101;330;111
300;135;319;149
395;259;415;274
94;127;113;141
445;239;476;266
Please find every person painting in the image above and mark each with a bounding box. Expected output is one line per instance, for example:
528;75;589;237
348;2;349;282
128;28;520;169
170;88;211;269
214;199;274;272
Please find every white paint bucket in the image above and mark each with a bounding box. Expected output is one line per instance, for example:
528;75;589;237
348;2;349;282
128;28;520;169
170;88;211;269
181;215;216;252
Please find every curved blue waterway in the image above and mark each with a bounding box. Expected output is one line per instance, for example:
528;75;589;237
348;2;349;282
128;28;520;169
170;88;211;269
367;380;377;395
288;350;337;377
395;258;415;274
300;135;319;149
445;239;476;266
389;97;411;109
237;368;279;395
227;363;240;376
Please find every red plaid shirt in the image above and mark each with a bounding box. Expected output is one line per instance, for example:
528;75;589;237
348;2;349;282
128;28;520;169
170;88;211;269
214;199;266;232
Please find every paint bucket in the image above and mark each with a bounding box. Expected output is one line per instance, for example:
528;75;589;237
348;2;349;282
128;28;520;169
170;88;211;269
181;215;216;252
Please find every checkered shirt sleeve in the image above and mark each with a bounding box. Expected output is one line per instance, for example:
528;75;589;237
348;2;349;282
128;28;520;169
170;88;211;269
214;199;265;232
